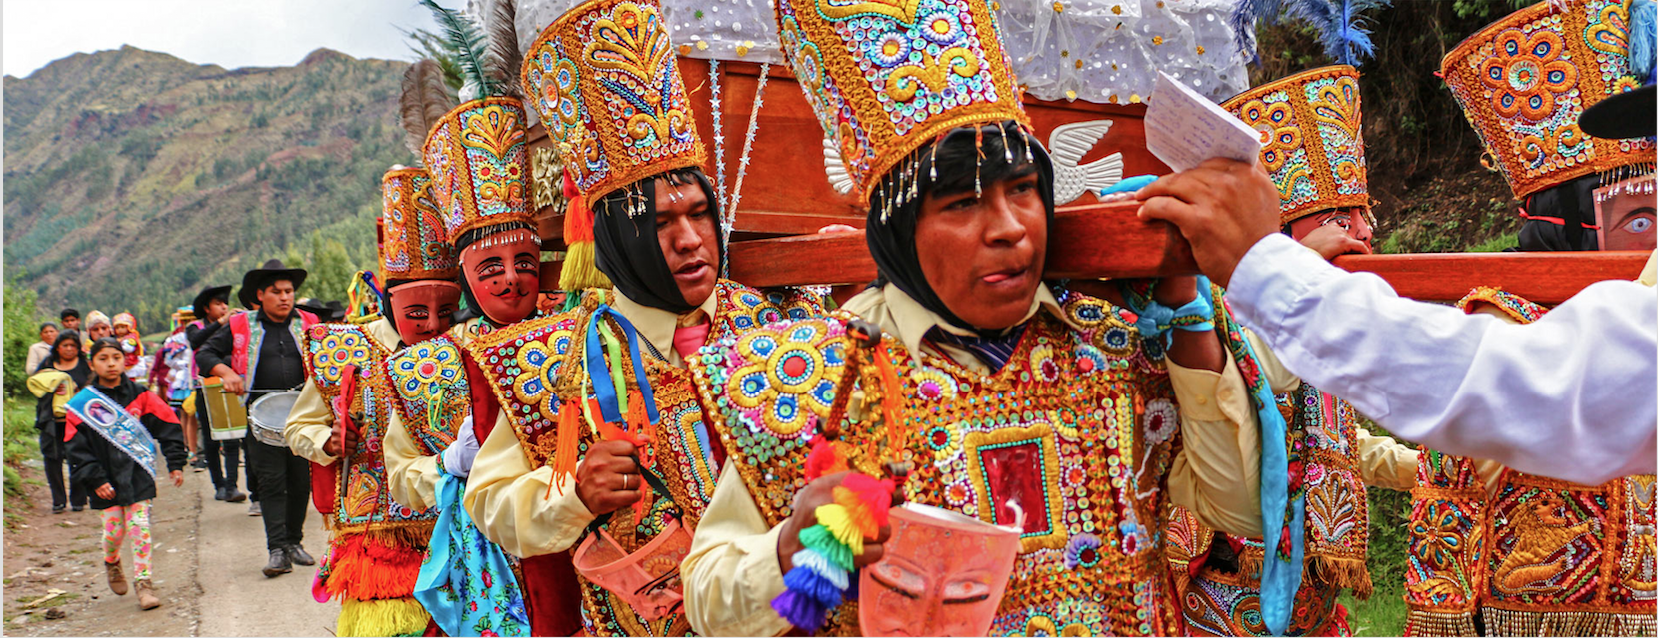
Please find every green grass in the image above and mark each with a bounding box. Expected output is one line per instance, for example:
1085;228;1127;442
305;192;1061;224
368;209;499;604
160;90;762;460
4;396;40;529
1466;231;1519;253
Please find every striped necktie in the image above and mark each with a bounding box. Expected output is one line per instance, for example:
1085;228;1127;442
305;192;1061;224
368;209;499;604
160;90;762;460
925;324;1026;372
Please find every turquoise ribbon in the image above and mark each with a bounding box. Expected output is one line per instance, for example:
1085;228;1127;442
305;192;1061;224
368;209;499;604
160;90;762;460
1201;282;1304;635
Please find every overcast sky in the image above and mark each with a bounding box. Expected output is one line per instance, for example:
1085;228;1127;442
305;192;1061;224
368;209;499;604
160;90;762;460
3;0;467;78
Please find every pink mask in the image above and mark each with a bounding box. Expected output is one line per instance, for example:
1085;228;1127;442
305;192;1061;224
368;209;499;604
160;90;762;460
460;228;541;325
387;280;463;344
860;503;1023;636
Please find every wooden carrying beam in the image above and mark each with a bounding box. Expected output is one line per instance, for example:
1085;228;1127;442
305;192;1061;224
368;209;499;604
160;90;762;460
714;200;1648;303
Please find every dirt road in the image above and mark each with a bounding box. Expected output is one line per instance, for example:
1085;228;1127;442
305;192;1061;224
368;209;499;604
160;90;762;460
4;456;338;636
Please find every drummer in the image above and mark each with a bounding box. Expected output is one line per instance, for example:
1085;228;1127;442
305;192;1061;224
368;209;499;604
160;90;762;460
194;259;320;578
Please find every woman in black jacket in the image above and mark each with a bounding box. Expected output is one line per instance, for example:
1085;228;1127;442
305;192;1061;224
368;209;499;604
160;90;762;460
30;330;91;513
66;339;188;611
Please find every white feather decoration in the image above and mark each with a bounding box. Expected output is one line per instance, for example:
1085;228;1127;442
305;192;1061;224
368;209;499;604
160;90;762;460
822;137;855;195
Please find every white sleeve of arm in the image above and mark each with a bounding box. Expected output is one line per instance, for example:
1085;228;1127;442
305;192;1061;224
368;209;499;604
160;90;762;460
1226;233;1657;485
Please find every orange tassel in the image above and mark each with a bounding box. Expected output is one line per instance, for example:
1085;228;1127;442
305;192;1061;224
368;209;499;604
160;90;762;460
832;486;880;539
562;173;594;243
548;397;582;499
323;533;426;601
805;436;849;480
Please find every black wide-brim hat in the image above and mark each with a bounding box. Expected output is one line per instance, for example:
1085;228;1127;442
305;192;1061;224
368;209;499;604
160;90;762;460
296;300;346;322
239;259;308;309
1580;85;1656;140
192;285;233;320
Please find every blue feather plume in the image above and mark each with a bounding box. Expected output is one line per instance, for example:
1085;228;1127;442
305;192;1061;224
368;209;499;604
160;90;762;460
1283;0;1392;67
1632;0;1656;84
1231;0;1287;65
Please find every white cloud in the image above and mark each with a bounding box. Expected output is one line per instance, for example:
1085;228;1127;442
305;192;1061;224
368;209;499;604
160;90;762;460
3;0;469;77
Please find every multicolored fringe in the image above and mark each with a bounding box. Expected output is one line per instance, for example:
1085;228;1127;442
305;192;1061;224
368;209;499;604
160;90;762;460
337;596;432;637
770;439;894;633
321;528;432;602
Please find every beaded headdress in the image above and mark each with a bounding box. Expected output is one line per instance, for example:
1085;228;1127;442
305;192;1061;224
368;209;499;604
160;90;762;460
1441;0;1655;199
422;97;535;243
521;0;707;211
1222;65;1369;225
771;0;1032;212
379;166;460;282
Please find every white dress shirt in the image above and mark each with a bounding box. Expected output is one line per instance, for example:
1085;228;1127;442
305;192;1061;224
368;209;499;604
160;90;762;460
1227;233;1656;485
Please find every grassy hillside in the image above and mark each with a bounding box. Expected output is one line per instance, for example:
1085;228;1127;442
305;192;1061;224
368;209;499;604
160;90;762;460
4;46;411;330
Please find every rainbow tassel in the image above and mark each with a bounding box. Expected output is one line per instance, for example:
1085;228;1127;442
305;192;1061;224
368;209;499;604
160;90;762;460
770;471;892;632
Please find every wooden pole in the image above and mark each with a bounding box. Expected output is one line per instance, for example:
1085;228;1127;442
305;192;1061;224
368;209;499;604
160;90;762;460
711;200;1649;303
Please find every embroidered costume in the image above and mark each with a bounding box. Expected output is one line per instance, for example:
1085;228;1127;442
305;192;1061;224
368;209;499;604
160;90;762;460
677;0;1289;633
1162;64;1420;637
1399;288;1657;636
463;4;833;632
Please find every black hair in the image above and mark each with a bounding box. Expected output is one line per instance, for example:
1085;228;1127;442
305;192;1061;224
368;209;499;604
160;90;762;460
39;322;57;333
87;337;124;360
60;309;80;321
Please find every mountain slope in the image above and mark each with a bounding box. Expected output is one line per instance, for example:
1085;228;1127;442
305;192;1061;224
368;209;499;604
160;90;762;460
4;46;413;330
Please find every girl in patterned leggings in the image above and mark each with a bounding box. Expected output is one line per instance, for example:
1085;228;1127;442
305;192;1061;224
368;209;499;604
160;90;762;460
67;339;188;611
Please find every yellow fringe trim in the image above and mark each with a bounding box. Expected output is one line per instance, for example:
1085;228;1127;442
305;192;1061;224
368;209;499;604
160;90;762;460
1483;607;1657;637
559;241;612;291
337;597;431;637
1403;609;1478;636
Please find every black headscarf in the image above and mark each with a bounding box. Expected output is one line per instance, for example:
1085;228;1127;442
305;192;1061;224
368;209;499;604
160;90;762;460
864;121;1056;336
592;167;724;314
1517;173;1601;252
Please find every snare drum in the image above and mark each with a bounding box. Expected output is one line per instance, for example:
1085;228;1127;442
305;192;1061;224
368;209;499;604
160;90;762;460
201;379;248;441
248;391;300;447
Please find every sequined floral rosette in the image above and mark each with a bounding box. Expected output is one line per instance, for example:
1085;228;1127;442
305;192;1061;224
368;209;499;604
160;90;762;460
422;97;535;239
1441;0;1655;199
380;167;460;282
1221;65;1368;225
521;0;707;209
771;0;1031;203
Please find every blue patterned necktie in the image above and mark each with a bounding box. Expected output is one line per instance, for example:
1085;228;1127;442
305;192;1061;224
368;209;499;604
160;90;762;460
925;324;1027;372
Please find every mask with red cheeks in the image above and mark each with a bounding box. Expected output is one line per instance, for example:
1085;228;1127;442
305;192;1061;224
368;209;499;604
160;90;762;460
459;228;541;325
387;280;463;344
1287;207;1374;249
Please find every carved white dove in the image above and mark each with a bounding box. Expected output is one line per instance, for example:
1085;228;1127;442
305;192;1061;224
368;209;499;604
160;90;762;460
1048;120;1124;205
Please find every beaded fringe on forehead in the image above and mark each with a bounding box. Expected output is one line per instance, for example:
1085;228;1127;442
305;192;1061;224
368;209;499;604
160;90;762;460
1595;162;1657;202
470;222;542;249
873;122;1039;224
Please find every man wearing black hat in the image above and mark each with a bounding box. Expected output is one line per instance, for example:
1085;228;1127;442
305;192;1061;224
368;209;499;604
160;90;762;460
195;260;320;577
186;284;251;506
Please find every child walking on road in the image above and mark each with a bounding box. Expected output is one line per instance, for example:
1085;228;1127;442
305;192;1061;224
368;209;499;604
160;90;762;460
66;338;188;611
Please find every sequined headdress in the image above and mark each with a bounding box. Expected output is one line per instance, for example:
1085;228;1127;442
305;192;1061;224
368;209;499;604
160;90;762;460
521;0;707;210
422;97;535;243
1441;0;1655;198
771;0;1032;211
1222;65;1369;224
380;166;460;282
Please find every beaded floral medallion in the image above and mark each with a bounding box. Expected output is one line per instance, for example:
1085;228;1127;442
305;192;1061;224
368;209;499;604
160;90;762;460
466;281;825;636
422;97;534;238
696;293;1193;635
385;334;471;457
1441;0;1655;198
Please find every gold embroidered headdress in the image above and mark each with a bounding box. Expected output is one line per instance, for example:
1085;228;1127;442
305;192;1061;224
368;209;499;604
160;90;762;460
1441;0;1655;198
771;0;1032;213
521;0;706;210
379;167;459;282
1222;65;1369;225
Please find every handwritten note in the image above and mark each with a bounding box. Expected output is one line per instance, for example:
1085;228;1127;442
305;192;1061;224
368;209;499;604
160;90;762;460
1144;71;1262;173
